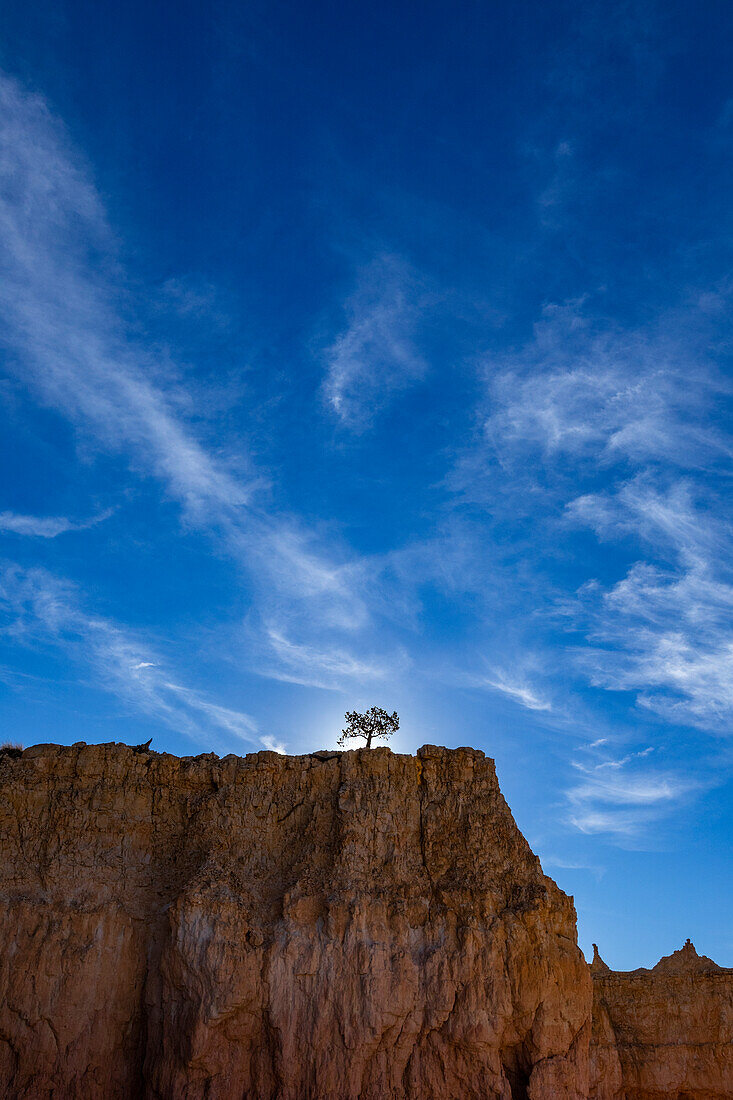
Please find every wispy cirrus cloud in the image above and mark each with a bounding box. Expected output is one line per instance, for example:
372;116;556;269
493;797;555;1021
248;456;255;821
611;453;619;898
593;746;654;770
250;621;394;691
0;561;269;751
0;509;112;538
539;853;605;881
577;567;733;730
0;73;255;521
450;290;733;746
0;69;376;683
566;477;731;564
481;298;730;472
479;669;552;712
566;746;697;840
0;72;256;520
321;254;427;431
563;469;733;730
565;471;733;730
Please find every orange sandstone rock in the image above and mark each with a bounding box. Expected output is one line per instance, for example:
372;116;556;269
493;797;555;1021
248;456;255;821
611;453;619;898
589;940;733;1100
0;743;590;1099
1;742;730;1099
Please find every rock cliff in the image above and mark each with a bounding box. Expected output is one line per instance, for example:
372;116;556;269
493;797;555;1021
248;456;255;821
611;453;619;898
0;742;730;1100
590;940;733;1100
0;743;590;1099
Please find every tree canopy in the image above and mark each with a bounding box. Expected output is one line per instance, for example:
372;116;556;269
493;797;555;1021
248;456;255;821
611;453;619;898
337;707;399;749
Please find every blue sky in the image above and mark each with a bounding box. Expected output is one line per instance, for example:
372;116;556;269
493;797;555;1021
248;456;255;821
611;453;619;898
1;0;732;969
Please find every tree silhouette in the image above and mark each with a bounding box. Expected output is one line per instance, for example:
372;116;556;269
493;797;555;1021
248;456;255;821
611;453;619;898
338;707;399;749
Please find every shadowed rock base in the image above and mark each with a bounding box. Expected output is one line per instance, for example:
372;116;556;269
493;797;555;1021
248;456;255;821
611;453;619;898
0;743;729;1098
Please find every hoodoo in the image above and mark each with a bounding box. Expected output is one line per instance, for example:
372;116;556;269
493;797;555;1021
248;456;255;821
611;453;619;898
590;939;733;1099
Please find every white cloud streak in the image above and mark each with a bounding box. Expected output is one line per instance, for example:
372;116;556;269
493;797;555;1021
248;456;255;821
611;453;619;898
0;70;375;683
322;255;427;430
573;486;733;730
566;477;730;564
253;622;393;691
0;509;112;538
260;734;287;755
567;751;696;840
483;299;730;470
457;292;733;739
539;853;605;881
0;74;252;521
0;562;261;751
480;669;552;712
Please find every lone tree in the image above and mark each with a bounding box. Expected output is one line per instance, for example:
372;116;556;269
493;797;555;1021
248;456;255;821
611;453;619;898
338;707;399;749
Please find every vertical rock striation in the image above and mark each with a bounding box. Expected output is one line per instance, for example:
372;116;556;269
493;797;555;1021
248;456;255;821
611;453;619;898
1;742;730;1098
0;743;590;1099
589;940;733;1100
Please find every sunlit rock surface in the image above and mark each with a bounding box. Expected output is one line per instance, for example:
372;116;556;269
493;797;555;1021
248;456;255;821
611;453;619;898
590;940;733;1100
0;742;730;1099
0;743;590;1098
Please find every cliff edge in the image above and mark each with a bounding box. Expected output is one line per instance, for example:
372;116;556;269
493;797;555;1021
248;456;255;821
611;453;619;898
0;743;590;1099
1;742;730;1099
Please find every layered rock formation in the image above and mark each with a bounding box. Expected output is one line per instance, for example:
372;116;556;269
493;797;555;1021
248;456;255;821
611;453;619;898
0;741;730;1099
590;940;733;1100
0;743;590;1099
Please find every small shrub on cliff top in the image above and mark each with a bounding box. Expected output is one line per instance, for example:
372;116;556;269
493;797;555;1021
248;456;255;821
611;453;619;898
338;707;399;749
0;742;23;759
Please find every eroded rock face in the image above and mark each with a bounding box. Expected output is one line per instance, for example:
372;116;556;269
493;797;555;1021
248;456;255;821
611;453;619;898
0;743;591;1099
589;941;733;1100
3;742;730;1099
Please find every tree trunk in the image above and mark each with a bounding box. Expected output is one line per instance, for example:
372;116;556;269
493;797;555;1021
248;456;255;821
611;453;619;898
365;732;372;748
